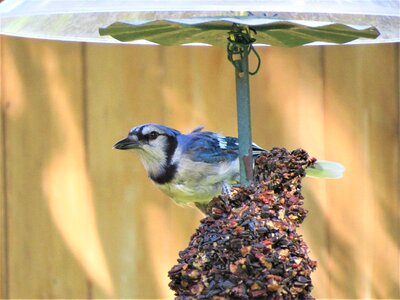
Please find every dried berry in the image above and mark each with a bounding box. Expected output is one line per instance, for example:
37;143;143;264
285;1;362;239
169;148;317;299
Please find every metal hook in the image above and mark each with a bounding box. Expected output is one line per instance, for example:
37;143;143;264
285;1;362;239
227;24;261;76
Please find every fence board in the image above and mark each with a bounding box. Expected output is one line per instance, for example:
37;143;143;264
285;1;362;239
188;47;237;135
324;43;400;299
0;36;7;299
86;44;177;299
325;44;373;299
251;47;299;149
251;46;329;298
159;46;208;298
162;46;237;296
3;37;89;298
362;44;399;298
1;37;398;299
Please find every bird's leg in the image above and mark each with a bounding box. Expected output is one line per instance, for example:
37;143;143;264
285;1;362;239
222;182;241;195
196;184;242;215
222;182;232;195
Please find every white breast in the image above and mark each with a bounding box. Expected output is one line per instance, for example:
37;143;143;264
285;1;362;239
157;157;239;205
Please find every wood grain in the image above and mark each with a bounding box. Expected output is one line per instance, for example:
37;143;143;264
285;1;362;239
0;36;7;299
324;43;399;299
360;44;399;298
0;37;398;299
251;46;329;298
2;37;89;298
86;43;174;299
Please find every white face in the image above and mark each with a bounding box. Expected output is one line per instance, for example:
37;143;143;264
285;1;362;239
133;125;170;175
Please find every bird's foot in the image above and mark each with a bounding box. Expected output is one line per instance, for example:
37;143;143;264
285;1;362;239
222;183;241;198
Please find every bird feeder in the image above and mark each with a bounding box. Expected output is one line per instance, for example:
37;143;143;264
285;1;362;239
1;0;398;298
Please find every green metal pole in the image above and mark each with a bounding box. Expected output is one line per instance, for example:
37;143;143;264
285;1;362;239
235;49;253;186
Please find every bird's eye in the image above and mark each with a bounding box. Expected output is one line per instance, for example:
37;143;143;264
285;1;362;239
149;131;159;140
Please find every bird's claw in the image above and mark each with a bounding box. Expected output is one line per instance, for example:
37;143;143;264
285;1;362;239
222;183;241;198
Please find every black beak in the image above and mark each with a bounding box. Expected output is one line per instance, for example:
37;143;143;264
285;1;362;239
113;136;140;150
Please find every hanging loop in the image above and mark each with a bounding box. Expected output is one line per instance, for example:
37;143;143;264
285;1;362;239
227;24;261;76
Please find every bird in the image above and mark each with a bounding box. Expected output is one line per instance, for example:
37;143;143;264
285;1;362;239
113;123;344;212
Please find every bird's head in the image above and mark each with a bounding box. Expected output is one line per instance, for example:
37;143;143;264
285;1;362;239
113;124;180;177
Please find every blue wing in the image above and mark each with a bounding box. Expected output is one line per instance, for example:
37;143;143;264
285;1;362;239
180;131;264;164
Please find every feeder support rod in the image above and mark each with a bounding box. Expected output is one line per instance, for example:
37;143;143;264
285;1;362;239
234;50;253;186
227;24;260;186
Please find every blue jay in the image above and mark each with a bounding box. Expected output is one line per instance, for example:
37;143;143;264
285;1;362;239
113;124;344;210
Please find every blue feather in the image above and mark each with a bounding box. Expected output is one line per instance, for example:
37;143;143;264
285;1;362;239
130;123;181;137
180;131;264;163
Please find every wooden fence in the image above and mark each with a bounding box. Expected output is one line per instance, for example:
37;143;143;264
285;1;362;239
0;36;399;299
